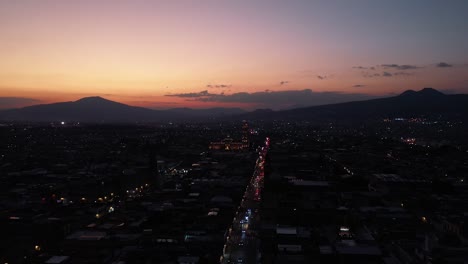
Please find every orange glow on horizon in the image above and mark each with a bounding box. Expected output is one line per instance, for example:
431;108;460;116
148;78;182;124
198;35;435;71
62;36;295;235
0;1;466;109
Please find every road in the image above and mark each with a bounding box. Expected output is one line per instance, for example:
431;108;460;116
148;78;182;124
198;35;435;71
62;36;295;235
221;137;270;264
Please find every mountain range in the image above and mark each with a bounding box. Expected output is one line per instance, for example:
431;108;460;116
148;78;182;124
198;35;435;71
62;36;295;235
237;88;468;122
1;88;467;123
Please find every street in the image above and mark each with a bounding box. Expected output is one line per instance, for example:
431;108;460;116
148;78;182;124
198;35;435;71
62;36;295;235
220;137;270;264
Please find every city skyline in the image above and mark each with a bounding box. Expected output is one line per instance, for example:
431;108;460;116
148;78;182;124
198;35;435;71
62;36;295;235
1;0;468;109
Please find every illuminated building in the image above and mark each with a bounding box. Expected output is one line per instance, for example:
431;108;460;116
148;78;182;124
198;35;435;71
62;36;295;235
209;136;243;151
209;121;249;151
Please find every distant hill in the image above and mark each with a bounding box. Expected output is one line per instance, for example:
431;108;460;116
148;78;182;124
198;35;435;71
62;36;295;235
0;96;244;122
0;96;154;122
237;88;468;121
167;107;246;117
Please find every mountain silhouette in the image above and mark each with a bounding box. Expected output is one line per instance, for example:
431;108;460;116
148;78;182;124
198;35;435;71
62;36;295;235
238;88;468;121
1;88;467;122
0;96;162;122
398;87;445;98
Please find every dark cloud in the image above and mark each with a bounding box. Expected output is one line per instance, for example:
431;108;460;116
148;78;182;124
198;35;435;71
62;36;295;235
279;81;289;85
393;71;414;76
383;72;393;77
0;97;42;109
436;62;453;68
353;66;376;70
170;89;377;109
356;64;420;72
361;69;414;78
165;90;215;98
381;64;420;70
206;84;232;88
362;72;381;78
353;84;366;88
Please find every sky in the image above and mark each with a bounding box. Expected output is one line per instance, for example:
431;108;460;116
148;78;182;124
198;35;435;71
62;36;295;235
1;0;467;110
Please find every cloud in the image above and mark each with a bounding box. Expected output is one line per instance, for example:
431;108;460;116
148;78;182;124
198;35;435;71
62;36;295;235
352;84;366;88
383;72;393;77
393;71;414;76
165;90;215;98
353;66;375;70
356;64;420;73
362;72;381;78
436;62;453;68
0;97;42;109
381;64;420;70
361;70;413;78
206;84;232;88
279;81;289;85
169;89;377;109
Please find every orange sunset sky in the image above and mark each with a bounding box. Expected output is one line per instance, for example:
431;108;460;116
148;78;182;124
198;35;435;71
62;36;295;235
1;0;467;110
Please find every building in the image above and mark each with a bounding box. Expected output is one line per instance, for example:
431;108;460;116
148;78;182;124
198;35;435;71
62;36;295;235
209;136;244;151
209;121;249;151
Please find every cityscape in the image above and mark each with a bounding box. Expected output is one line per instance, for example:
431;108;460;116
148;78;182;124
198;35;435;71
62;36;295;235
1;1;468;264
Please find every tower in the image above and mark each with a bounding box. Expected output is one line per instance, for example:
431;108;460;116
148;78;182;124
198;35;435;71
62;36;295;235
241;120;249;150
